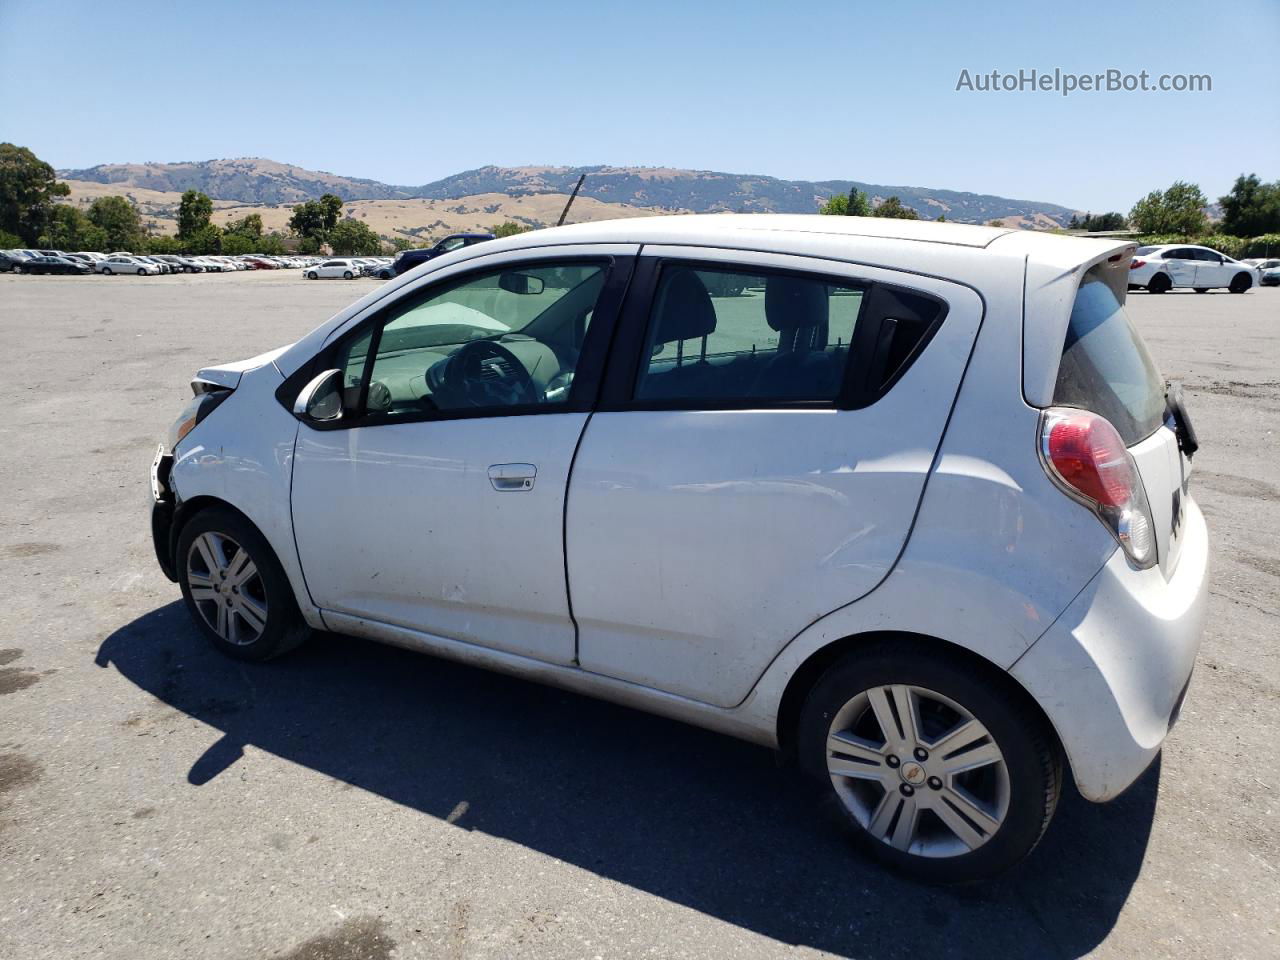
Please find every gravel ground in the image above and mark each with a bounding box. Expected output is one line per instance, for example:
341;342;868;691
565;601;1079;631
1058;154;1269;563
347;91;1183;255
0;269;1276;960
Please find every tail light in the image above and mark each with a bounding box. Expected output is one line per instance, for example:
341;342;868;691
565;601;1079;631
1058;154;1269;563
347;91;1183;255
1040;408;1156;568
1129;259;1146;270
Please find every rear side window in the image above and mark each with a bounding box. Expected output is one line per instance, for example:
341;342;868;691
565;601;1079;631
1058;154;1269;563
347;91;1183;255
1054;272;1166;444
633;266;863;403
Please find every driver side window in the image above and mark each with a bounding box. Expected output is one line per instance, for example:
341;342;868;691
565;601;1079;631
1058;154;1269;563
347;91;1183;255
336;260;607;421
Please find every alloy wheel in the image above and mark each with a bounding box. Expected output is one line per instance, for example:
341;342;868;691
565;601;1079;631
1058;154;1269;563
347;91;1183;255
186;531;269;645
826;684;1011;858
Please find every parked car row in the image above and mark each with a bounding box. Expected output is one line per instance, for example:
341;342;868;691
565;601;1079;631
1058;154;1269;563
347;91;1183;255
303;234;500;280
1;248;329;276
304;257;394;280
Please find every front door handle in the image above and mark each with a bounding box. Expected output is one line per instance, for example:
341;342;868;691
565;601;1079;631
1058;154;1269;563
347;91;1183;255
488;463;536;491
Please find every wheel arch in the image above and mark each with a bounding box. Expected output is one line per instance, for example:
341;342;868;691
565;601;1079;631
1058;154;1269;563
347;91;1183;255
168;495;257;574
774;630;1064;769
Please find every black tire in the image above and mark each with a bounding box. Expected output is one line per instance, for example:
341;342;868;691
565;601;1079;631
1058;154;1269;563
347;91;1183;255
102;267;113;275
1147;273;1171;294
1194;287;1209;294
11;265;21;275
307;271;318;280
1229;272;1252;294
137;268;146;276
176;506;309;662
343;270;353;279
797;639;1062;885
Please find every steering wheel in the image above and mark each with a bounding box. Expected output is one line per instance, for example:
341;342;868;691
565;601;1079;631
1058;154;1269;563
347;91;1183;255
441;339;540;407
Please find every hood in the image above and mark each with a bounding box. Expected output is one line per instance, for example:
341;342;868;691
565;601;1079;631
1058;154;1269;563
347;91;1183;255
192;343;293;392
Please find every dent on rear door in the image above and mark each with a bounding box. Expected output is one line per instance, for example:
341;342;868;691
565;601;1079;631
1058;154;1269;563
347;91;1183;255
566;274;984;708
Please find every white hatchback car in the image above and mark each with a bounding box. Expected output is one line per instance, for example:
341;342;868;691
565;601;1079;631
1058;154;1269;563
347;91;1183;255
149;216;1209;883
1128;244;1258;293
306;258;360;280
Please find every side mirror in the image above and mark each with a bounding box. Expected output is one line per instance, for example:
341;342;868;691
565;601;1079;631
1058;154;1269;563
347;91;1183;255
499;271;545;295
293;369;344;422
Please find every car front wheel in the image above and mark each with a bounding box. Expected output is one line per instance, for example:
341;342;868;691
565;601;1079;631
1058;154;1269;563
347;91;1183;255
102;267;113;275
799;641;1061;884
307;271;318;280
1229;272;1252;294
177;507;309;661
343;270;353;279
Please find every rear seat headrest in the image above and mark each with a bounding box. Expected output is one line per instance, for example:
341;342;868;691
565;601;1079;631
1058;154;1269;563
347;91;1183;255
765;276;829;331
654;269;716;343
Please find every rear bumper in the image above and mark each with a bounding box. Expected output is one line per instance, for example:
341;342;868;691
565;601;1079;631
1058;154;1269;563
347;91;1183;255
1011;497;1209;802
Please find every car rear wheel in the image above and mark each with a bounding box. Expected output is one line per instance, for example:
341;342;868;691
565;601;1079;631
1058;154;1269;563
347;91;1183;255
1229;273;1252;294
1147;273;1171;294
798;641;1062;884
177;507;309;662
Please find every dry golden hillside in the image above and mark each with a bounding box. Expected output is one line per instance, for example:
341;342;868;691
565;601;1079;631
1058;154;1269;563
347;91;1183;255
59;180;679;242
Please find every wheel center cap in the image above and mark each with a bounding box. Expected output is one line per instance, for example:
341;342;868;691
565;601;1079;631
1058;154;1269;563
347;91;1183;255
900;761;926;785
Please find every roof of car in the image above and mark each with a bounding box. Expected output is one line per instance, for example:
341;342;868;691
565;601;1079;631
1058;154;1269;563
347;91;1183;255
514;214;1014;249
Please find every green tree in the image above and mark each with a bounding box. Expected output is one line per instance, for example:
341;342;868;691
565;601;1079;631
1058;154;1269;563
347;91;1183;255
489;221;530;238
1218;174;1280;237
177;190;215;241
224;212;263;240
1129;181;1207;236
0;143;71;244
0;227;22;248
818;190;870;216
39;204;108;251
987;219;1006;227
258;233;287;255
327;218;382;255
183;223;223;254
87;195;144;251
143;234;182;254
221;232;257;255
288;193;343;243
389;236;415;251
873;196;920;220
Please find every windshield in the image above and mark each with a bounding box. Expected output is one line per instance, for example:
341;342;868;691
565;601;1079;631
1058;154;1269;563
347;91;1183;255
1054;272;1167;445
1135;246;1159;255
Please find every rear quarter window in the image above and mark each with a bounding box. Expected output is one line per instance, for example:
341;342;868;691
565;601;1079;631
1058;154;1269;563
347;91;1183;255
1054;271;1166;444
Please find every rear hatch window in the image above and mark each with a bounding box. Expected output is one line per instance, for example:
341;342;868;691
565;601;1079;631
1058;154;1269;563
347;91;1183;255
1055;268;1190;576
1054;274;1165;445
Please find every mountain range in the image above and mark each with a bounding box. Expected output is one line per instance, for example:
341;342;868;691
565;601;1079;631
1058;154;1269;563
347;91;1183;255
58;158;1080;227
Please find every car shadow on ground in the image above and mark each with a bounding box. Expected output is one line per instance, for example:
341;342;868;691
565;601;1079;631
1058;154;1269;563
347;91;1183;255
96;603;1158;959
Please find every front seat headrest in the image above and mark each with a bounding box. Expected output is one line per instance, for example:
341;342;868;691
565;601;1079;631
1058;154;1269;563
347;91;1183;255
653;269;716;343
766;275;829;351
765;275;829;331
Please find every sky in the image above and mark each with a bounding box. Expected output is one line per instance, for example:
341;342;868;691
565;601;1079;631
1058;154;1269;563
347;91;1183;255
2;0;1276;212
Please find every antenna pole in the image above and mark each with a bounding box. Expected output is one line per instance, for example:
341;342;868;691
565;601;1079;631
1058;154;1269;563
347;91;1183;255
557;174;586;227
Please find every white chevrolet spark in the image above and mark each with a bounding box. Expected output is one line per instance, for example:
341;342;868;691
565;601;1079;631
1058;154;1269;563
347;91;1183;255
150;216;1209;883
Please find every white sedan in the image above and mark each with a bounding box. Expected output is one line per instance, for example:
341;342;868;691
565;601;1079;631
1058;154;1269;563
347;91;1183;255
305;259;360;279
95;256;161;276
1128;244;1259;293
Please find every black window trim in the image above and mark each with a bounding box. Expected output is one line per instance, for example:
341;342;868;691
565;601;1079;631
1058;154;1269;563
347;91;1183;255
596;255;948;413
276;254;635;430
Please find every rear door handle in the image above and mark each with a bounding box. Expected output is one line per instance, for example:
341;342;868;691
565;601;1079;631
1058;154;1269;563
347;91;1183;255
488;463;536;491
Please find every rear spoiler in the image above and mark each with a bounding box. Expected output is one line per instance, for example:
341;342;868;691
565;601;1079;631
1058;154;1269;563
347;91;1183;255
1021;240;1137;408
